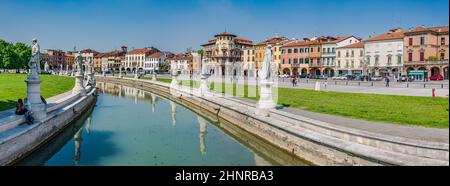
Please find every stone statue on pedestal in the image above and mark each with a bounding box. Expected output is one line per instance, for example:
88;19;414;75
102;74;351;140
259;45;273;81
25;38;47;122
28;39;41;79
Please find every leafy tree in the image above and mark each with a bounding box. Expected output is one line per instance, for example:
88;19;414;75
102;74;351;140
0;39;31;72
2;45;18;71
160;61;170;72
14;42;31;72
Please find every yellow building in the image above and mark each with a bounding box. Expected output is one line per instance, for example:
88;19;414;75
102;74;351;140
254;36;289;74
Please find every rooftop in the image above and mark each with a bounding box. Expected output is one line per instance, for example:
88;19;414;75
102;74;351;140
339;42;365;48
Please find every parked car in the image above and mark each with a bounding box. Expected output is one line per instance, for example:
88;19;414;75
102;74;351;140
370;76;383;81
354;75;364;81
398;75;408;82
331;75;347;80
346;74;356;80
318;75;328;80
279;74;289;78
430;75;444;81
299;74;308;78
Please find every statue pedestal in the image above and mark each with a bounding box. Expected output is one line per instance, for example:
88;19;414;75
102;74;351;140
314;81;321;91
134;72;139;79
119;68;123;78
170;75;179;89
199;74;210;96
152;73;157;81
256;80;276;116
25;78;47;122
72;74;86;96
102;71;106;77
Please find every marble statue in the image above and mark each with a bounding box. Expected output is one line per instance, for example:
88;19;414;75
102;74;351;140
259;45;272;80
75;52;83;75
201;57;210;75
28;38;41;78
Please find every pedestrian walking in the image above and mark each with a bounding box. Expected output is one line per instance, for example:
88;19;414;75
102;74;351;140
385;76;390;87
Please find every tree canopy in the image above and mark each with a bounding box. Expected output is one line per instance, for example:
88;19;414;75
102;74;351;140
0;39;31;72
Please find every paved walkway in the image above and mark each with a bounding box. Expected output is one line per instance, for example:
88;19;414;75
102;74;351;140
236;97;449;143
280;82;449;97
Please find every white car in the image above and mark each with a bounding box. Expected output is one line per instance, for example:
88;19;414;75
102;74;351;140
279;74;289;78
370;76;383;81
331;76;347;80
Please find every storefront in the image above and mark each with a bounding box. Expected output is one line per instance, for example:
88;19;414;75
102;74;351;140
408;70;429;81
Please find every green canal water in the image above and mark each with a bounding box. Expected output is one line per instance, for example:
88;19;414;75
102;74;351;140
18;82;308;166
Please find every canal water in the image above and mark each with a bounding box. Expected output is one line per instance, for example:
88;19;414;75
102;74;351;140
18;82;308;166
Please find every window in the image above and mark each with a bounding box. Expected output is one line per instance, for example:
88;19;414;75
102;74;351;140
359;61;363;67
360;50;363;57
327;48;330;54
300;58;304;64
300;48;304;53
351;61;354;67
293;58;298;64
387;55;392;65
332;48;335;53
281;49;285;54
346;51;349;57
337;51;341;57
397;55;402;64
408;53;413;62
338;60;341;67
441;53;445;60
305;58;309;64
294;48;298;53
420;37;425;45
310;48;313;52
323;48;326;53
318;47;320;52
420;52;425;61
375;56;379;65
282;58;285;64
409;38;413;46
441;37;446;45
305;48;309;53
288;49;292;54
351;50;354;57
288;58;291;64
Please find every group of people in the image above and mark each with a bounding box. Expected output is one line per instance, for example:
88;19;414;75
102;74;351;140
14;96;47;125
15;98;34;124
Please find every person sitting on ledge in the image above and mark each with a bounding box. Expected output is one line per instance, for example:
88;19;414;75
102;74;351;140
15;98;27;115
23;98;34;125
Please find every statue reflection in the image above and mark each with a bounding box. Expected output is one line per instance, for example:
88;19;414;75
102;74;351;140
150;93;159;113
197;116;207;155
119;84;122;97
134;88;138;104
85;114;92;135
170;101;176;127
73;127;83;165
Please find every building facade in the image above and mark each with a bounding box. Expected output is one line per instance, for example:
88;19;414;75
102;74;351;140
364;28;404;78
46;49;66;70
321;36;361;77
144;52;173;74
403;26;449;80
201;32;253;77
254;36;289;75
336;42;365;75
168;53;193;74
124;47;160;72
242;45;256;77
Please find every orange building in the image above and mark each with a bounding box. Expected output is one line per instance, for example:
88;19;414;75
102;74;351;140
403;26;449;79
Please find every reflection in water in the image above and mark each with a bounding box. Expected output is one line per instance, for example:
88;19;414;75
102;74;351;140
170;101;177;127
73;128;83;165
197;116;207;155
19;82;309;166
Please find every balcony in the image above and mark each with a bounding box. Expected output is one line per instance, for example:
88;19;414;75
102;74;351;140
404;60;449;66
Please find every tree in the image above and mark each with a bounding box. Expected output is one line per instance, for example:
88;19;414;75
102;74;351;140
160;61;170;72
2;45;18;71
0;39;31;72
13;42;31;72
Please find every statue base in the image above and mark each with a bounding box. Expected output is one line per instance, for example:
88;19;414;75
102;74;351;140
72;74;86;96
152;73;157;81
199;74;210;96
25;78;47;122
256;80;276;110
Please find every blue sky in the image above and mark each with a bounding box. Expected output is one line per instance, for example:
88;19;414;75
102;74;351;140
0;0;448;53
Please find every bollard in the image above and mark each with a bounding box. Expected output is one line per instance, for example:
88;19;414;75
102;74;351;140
442;84;444;89
346;81;348;85
407;83;409;88
424;84;426;88
358;82;360;86
432;88;436;97
371;82;373;86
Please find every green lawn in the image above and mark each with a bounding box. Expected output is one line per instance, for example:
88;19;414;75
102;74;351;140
0;74;75;111
173;79;449;128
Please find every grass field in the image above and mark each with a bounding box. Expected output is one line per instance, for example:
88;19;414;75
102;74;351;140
0;74;75;111
168;79;449;128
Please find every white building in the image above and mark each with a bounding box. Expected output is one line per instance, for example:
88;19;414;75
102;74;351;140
144;52;173;74
336;42;365;75
364;28;404;78
168;53;193;74
321;36;362;77
124;47;159;72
